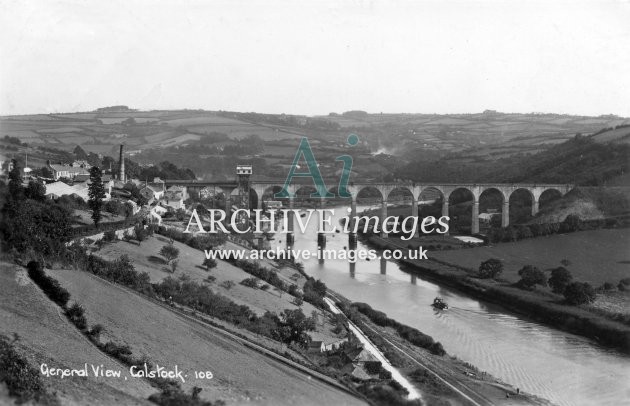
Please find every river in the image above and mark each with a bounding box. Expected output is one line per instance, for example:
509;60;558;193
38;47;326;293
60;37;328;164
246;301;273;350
269;205;630;406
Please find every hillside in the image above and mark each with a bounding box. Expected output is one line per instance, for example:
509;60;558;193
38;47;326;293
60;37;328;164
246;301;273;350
45;267;365;406
0;262;156;405
591;124;630;144
494;136;630;185
396;134;630;186
532;187;630;223
93;235;324;317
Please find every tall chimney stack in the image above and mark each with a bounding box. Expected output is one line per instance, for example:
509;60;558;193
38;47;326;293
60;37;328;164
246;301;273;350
118;145;125;182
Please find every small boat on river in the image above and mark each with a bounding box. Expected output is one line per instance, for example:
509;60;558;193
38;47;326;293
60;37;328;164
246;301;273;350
432;297;448;310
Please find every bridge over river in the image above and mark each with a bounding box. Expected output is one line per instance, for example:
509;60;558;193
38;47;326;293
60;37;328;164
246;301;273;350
164;179;573;235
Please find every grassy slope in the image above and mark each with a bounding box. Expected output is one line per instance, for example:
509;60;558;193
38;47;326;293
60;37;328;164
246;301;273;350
94;235;345;353
94;235;321;317
431;228;630;286
0;262;155;406
47;267;365;406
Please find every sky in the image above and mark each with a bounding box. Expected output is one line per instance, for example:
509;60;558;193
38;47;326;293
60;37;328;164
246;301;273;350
1;0;629;116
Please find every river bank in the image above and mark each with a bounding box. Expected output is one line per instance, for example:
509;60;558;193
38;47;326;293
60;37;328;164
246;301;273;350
365;235;630;354
322;290;550;406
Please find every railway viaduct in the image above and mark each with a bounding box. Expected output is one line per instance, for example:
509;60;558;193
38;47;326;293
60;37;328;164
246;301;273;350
165;179;574;237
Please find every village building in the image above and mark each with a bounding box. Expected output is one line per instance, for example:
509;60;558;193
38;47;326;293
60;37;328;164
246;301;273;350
166;185;187;200
139;179;165;201
44;177;113;201
47;162;90;181
71;160;91;168
161;189;186;211
307;337;349;354
339;345;381;380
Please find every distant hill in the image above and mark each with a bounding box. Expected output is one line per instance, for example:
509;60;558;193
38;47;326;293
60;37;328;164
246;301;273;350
2;109;628;156
494;135;629;185
591;124;630;144
94;105;137;113
3;108;629;184
396;134;630;186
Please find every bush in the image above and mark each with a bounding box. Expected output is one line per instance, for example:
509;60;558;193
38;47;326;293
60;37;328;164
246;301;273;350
302;278;327;309
204;275;216;283
564;282;596;305
224;259;288;294
134;225;146;244
160;243;179;263
548;267;572;294
27;261;70;307
83;253;153;294
100;342;133;360
517;265;547;290
219;280;235;290
561;214;581;233
240;277;258;288
202;258;217;271
478;258;503;279
428;342;446;356
66;303;88;331
87;324;104;342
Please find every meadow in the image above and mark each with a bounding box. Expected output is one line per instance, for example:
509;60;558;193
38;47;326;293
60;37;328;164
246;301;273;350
430;228;630;286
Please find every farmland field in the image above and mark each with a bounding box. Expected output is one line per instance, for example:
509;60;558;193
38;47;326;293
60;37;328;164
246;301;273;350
431;228;630;286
